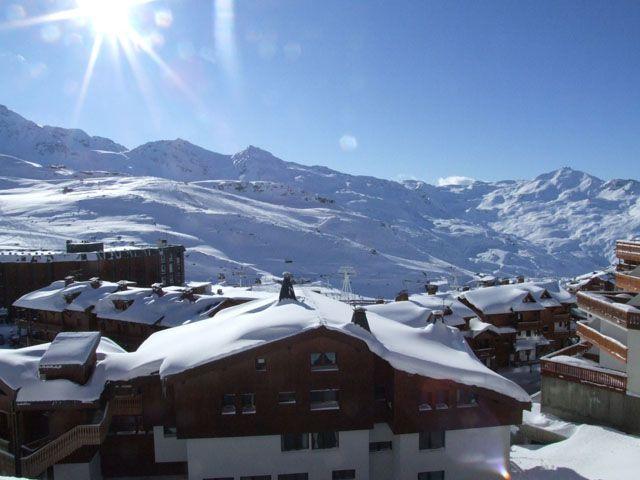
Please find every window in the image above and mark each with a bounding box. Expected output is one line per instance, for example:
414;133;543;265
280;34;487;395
222;394;236;415
281;433;309;451
278;474;308;480
255;357;267;371
418;471;445;480
419;431;445;450
369;441;392;452
374;385;386;401
240;477;271;480
241;393;256;414
311;431;339;449
435;391;448;409
310;352;337;371
418;391;432;411
205;477;233;480
278;391;296;405
526;330;532;337
310;389;339;410
163;426;177;437
456;389;478;407
332;470;355;480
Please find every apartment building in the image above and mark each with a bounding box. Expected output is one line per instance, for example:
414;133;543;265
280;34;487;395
0;283;529;480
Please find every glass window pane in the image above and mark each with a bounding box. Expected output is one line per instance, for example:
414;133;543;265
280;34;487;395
311;431;339;449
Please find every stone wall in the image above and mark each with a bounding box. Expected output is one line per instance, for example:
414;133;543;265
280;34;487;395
541;376;640;434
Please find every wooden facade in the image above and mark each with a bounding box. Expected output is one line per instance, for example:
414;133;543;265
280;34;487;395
459;298;576;368
0;326;529;478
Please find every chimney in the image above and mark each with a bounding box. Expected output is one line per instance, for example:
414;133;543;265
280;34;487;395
152;283;165;297
425;284;438;295
90;277;101;289
157;239;168;248
517;275;525;284
64;275;75;286
279;272;297;302
352;307;371;332
395;290;409;302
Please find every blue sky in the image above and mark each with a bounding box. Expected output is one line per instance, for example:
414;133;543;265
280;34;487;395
0;0;638;184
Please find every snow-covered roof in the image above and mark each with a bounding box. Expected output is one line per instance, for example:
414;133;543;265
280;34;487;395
466;317;501;338
364;301;432;328
565;269;616;291
460;281;574;316
13;280;69;312
13;280;247;328
0;289;530;405
39;332;100;367
93;286;226;327
409;292;476;326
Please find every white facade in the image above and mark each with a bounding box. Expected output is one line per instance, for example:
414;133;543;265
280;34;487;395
391;425;510;480
627;328;640;397
186;429;369;480
177;424;511;480
153;425;188;463
53;452;102;480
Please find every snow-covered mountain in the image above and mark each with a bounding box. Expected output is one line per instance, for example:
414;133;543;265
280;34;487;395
0;105;638;296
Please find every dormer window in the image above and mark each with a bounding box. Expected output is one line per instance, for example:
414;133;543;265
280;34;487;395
113;299;134;311
255;357;267;371
541;290;552;299
310;352;337;371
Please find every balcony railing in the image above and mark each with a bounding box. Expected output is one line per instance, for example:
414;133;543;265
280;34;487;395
20;402;112;478
541;343;627;393
616;240;640;263
0;448;15;476
616;272;640;294
577;292;640;330
576;321;627;363
112;396;143;416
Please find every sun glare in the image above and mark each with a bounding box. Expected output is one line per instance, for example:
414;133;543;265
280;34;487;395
76;0;133;37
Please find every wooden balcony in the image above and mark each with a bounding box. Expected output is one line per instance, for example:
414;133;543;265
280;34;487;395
577;292;640;330
577;322;627;363
616;272;640;293
616;240;640;263
541;343;627;393
20;402;112;478
112;396;143;416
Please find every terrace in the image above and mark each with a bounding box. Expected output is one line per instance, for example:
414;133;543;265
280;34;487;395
541;343;627;393
616;240;640;264
577;291;640;330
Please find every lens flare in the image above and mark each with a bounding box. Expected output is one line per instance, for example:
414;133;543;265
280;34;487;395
76;0;132;37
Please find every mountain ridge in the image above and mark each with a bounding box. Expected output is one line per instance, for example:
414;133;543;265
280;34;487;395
0;105;638;296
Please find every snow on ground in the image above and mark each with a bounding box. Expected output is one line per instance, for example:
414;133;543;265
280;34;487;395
511;403;640;479
2;106;639;296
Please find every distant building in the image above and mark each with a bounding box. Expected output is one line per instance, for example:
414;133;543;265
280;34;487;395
540;239;640;434
0;240;185;311
565;269;616;294
459;282;576;367
0;289;530;479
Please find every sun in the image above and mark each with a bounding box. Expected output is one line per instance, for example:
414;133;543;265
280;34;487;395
76;0;133;37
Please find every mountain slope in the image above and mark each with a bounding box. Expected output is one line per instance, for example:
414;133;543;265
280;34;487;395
0;105;638;295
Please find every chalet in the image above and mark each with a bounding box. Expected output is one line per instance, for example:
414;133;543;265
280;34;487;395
0;240;185;312
459;282;576;367
12;279;255;350
565;269;616;294
540;240;640;434
0;284;530;480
